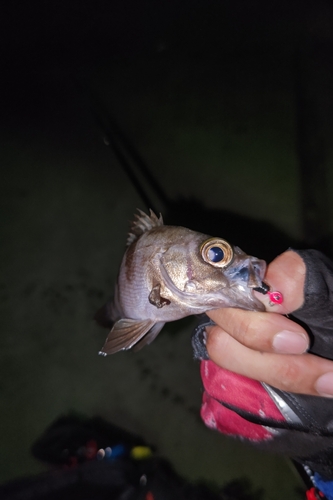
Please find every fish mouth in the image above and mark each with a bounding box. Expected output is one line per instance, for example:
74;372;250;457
224;257;267;310
225;257;266;286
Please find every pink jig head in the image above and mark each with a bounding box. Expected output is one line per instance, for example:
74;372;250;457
268;290;283;305
254;282;284;306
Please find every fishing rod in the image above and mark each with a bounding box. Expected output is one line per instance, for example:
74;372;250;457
79;82;171;216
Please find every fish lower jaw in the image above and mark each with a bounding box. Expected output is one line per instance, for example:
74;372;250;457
204;290;265;312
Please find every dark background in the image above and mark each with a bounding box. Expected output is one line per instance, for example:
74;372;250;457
1;1;333;498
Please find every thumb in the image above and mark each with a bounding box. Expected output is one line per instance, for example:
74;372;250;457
255;250;306;315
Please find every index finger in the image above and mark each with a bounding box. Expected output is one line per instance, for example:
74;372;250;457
207;308;309;354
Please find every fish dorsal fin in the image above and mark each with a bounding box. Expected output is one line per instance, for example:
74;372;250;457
127;209;163;246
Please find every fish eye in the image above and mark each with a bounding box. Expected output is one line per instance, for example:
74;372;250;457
208;246;224;262
200;238;234;268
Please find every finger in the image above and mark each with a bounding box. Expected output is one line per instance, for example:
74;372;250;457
206;327;333;396
255;250;306;314
207;309;309;354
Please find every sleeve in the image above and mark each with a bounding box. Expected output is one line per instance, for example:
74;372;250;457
291;249;333;360
272;249;333;479
193;249;333;481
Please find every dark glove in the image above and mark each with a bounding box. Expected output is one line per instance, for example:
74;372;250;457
193;250;333;491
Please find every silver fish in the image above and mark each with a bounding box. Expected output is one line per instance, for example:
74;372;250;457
97;209;266;355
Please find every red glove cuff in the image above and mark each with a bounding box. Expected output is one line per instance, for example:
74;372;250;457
200;360;285;441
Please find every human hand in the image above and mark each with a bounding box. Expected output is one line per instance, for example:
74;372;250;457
206;250;333;397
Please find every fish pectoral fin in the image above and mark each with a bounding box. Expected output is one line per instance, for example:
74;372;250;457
148;284;171;308
132;322;165;352
99;318;156;355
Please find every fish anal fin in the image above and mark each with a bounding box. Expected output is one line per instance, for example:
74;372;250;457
99;318;155;355
149;284;170;308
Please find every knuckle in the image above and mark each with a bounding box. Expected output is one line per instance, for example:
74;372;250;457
222;309;251;342
228;311;264;348
206;326;232;365
271;359;304;392
233;316;253;344
206;326;223;349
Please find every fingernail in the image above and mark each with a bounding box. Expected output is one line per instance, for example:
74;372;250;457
272;330;308;354
315;373;333;397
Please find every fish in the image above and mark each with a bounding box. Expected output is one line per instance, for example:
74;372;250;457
97;209;267;355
